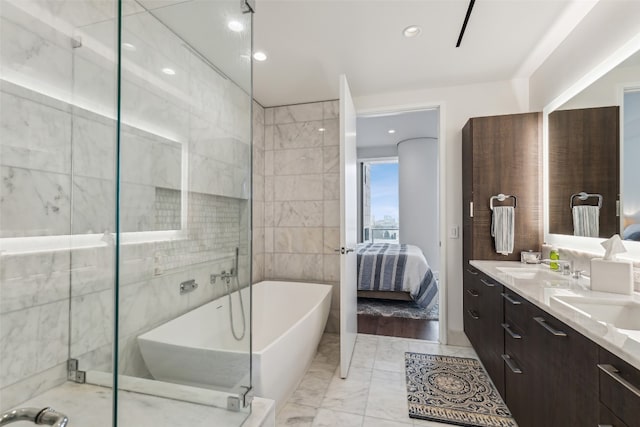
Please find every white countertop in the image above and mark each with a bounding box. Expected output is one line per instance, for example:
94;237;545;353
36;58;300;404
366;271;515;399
470;260;640;370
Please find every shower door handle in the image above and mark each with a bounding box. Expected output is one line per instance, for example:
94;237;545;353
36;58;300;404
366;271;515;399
0;407;69;427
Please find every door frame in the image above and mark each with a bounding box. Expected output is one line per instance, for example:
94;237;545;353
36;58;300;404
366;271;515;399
355;102;447;344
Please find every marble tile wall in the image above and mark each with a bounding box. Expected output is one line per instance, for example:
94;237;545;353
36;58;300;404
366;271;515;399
258;101;341;332
1;0;253;410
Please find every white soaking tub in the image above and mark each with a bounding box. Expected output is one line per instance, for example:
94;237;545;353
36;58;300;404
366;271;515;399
138;280;332;410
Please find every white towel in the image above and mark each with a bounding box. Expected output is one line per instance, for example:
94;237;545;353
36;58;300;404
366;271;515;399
491;206;514;255
573;205;600;237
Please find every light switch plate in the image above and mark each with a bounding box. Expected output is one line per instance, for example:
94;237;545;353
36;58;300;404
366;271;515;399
449;225;459;239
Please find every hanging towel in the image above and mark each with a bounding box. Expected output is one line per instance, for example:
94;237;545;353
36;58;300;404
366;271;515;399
573;205;600;237
491;206;514;255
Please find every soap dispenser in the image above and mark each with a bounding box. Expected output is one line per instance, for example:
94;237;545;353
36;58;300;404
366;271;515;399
549;246;560;271
590;234;634;295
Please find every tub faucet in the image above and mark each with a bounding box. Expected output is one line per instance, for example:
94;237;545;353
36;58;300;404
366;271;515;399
0;407;68;427
211;269;235;284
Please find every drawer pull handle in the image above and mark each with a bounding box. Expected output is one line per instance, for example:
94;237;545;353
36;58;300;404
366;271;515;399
597;425;613;427
501;292;521;305
466;268;478;275
467;309;480;320
502;323;522;339
466;289;479;297
533;316;567;337
597;364;640;398
480;278;495;287
501;354;522;374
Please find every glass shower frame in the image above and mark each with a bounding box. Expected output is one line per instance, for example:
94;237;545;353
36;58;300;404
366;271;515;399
0;0;253;425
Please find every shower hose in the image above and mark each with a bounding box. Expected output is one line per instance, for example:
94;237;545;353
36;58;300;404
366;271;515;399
226;275;246;341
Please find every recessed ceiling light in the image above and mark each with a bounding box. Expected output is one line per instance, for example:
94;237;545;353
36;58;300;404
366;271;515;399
403;25;421;38
388;129;396;134
228;20;244;32
253;51;267;61
318;127;326;132
122;42;136;51
162;67;176;75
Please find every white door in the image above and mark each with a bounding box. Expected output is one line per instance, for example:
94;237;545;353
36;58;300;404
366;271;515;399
339;74;358;379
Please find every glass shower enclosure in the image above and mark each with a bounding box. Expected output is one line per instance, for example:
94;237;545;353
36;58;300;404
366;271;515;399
0;0;254;425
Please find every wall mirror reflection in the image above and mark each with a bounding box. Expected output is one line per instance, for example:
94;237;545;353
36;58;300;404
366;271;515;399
547;49;640;241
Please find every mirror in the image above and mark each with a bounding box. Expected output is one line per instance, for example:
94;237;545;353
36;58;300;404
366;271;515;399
546;48;640;242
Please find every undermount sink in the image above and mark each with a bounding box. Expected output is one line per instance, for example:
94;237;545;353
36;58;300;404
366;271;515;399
551;296;640;331
495;266;570;281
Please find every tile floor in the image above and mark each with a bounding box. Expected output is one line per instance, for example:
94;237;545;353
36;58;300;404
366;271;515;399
277;333;479;427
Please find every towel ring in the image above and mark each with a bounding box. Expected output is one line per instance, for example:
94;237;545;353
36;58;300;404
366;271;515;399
490;194;517;210
570;192;602;209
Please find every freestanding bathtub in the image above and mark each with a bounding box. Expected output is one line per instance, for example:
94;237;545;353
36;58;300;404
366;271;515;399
138;280;332;410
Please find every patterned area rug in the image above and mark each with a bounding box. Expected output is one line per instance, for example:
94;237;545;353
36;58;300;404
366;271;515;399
405;353;516;427
357;298;439;320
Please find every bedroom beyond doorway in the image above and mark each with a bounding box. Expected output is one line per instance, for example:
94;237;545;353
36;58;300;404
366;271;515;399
355;108;440;342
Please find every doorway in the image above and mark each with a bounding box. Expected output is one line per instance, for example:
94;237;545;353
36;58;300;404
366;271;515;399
353;108;443;342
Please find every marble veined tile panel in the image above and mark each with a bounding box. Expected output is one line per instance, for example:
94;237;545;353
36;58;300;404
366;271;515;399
151;139;181;190
120;131;154;186
274;175;323;201
274;201;324;227
0;299;68;388
70;176;115;235
274;121;324;150
323;101;339;120
322;119;339;146
274;102;324;124
0;6;73;97
274;227;324;254
272;253;323;281
72;114;115;180
274;147;323;176
0;90;71;174
70;289;113;359
0;250;70;313
323;173;340;200
0;166;71;238
323;146;339;173
119;183;156;233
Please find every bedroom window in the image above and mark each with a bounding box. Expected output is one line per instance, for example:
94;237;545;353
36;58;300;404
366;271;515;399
362;160;399;243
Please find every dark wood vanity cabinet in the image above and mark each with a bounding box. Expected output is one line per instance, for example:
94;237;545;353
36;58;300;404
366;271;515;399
473;285;600;426
463;266;505;398
462;113;543;263
599;349;640;427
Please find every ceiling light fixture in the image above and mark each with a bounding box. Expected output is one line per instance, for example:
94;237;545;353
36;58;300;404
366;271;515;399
253;51;267;61
162;68;176;75
318;127;326;132
388;129;396;134
122;42;136;51
403;25;421;38
228;20;244;32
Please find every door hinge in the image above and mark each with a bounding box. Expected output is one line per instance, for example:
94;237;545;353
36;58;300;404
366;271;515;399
68;359;86;383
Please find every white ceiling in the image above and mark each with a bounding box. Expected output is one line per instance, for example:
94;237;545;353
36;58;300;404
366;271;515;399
253;0;592;107
357;109;439;148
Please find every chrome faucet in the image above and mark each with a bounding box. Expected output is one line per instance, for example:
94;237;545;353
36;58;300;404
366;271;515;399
210;269;235;284
0;407;68;427
541;259;582;278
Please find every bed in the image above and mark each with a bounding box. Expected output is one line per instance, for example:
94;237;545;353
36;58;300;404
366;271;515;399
356;243;438;310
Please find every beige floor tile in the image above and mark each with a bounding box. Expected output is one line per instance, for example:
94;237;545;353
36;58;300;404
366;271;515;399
311;408;363;427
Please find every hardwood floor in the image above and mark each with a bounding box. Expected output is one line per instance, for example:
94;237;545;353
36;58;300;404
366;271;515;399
357;314;439;341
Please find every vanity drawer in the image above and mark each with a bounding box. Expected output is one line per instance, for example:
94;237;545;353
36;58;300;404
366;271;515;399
502;289;530;330
599;403;629;427
599;349;640;427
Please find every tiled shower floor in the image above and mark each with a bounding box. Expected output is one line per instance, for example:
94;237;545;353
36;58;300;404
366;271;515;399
277;333;478;427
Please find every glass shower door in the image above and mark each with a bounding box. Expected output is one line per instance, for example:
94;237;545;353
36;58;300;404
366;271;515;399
114;0;253;425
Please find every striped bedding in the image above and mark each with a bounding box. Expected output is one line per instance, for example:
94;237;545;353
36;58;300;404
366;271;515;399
356;243;438;309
